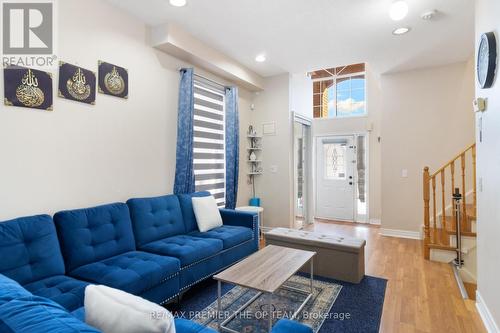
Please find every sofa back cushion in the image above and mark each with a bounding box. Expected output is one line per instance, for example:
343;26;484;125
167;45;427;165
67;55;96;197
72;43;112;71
0;215;65;285
177;191;211;233
54;203;135;272
126;195;185;247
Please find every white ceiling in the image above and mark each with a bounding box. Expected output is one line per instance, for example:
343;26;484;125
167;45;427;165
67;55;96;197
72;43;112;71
106;0;474;77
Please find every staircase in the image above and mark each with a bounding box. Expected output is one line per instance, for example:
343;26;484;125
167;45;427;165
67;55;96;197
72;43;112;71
422;143;477;295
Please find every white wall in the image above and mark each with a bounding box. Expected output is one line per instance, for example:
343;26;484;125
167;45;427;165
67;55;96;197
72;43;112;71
251;74;293;228
290;73;313;119
0;0;252;220
312;63;383;222
475;0;500;329
380;60;475;233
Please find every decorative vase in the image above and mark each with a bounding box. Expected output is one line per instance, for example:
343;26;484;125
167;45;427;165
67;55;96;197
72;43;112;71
249;152;257;161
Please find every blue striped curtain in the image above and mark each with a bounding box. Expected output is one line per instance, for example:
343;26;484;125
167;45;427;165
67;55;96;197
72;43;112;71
225;87;239;209
173;68;195;194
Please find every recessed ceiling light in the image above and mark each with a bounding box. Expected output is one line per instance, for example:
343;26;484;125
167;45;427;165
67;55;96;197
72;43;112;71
390;1;409;21
421;10;437;20
169;0;187;7
255;54;266;63
392;27;411;35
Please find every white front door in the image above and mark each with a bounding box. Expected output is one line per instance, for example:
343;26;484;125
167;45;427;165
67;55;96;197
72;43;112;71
316;136;355;221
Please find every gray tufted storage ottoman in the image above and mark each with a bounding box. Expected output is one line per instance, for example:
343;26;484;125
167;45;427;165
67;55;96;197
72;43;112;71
264;228;366;283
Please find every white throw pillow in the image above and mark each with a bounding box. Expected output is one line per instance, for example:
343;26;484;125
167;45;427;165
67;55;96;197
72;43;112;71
84;285;175;333
192;195;223;232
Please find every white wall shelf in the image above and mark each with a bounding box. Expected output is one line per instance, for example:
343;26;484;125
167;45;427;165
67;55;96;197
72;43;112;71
247;127;263;193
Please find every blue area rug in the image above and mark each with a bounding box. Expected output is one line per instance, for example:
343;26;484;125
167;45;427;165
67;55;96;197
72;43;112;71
167;274;387;333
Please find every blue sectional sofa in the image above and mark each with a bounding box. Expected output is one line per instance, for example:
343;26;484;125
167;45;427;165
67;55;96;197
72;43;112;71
0;191;312;333
127;193;258;293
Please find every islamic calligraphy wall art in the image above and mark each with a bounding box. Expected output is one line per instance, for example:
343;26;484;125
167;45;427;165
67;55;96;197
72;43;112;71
98;61;128;99
3;65;53;111
58;62;96;105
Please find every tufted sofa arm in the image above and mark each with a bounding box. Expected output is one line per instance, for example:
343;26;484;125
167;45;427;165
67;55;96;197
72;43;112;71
219;209;257;230
219;209;259;250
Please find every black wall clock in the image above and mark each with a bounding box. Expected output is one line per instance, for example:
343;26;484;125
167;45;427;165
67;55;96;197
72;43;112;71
477;31;497;89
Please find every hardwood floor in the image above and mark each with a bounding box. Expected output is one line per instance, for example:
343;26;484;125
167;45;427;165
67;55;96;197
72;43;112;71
274;219;486;333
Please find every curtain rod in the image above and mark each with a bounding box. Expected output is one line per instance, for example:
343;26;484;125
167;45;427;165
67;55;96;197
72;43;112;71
178;68;227;90
194;73;227;90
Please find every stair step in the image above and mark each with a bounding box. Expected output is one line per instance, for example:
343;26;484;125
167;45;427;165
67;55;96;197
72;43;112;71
442;216;476;237
428;243;455;251
426;225;477;249
445;216;477;237
465;204;476;220
427;227;452;247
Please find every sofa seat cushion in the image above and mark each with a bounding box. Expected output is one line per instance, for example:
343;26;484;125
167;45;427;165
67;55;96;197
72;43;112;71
189;226;253;249
23;275;88;312
69;251;180;295
0;296;100;333
140;235;223;267
71;307;85;322
0;274;33;304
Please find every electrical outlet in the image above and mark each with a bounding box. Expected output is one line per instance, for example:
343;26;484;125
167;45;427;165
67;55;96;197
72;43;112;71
270;165;278;173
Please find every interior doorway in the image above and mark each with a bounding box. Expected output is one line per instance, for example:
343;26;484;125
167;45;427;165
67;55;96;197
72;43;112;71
315;134;368;222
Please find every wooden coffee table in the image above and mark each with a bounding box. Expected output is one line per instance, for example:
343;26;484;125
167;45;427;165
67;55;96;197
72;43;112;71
213;245;316;333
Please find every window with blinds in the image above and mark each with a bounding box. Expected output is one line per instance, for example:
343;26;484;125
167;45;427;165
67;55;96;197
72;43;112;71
193;80;226;207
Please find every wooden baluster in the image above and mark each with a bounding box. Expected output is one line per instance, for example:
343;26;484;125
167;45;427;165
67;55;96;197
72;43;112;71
450;162;456;222
441;169;446;231
423;167;431;259
461;153;467;232
472;144;477;212
432;176;437;230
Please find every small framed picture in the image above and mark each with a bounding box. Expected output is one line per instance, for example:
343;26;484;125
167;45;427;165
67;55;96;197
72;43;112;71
263;122;276;136
58;61;96;105
3;65;53;111
98;61;128;99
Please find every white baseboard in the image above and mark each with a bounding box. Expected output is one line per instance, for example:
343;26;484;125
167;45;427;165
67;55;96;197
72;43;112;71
380;228;422;240
369;218;381;225
476;291;500;333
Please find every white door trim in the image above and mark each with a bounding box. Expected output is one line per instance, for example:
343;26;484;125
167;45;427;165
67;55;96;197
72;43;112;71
314;132;370;223
292;113;313;226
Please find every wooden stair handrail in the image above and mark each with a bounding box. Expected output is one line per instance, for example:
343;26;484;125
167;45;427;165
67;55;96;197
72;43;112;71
430;143;475;177
423;143;476;259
